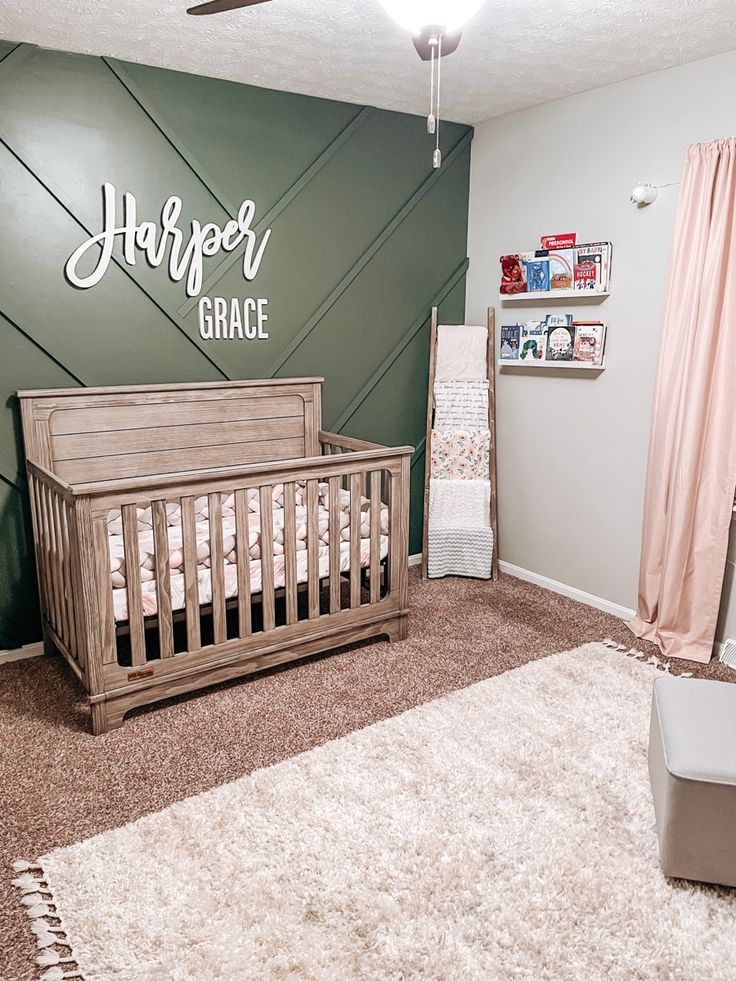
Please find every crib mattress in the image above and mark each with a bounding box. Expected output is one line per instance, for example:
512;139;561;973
107;482;389;623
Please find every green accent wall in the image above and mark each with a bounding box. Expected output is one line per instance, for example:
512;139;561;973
0;43;471;649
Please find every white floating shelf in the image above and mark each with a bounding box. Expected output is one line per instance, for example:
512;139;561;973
498;358;606;371
499;289;610;303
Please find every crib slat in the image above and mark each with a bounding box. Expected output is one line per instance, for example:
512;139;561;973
260;485;276;632
208;493;227;646
41;484;61;632
234;489;252;638
329;475;341;614
181;495;201;652
370;470;381;604
92;515;117;665
51;494;71;648
307;479;320;620
43;484;63;639
27;475;48;626
33;480;52;632
283;482;298;626
121;503;146;666
350;473;361;609
59;501;78;656
41;484;57;627
152;500;174;659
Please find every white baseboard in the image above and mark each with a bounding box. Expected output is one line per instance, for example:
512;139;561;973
0;640;45;665
499;560;636;621
410;551;633;620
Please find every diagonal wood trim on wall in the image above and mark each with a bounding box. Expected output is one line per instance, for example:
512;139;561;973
175;114;376;314
0;40;27;72
411;439;427;470
0;42;19;65
0;135;232;380
105;57;375;284
330;258;470;432
267;133;473;378
104;57;246;218
0;468;24;493
0;41;472;647
0;307;84;387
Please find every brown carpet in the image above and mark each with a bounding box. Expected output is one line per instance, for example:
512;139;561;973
1;569;732;980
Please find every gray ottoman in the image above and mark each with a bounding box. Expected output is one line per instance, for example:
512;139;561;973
649;675;736;887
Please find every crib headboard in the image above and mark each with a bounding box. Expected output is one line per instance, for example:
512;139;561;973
18;378;323;484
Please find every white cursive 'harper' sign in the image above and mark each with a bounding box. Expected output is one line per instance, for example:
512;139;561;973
65;183;272;341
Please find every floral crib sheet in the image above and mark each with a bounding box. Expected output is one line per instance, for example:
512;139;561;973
107;482;389;622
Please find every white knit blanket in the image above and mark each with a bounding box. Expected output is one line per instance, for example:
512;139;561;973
429;479;490;529
428;527;494;580
435;324;488;381
433;380;489;430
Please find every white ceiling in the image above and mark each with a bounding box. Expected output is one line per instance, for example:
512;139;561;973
0;0;734;123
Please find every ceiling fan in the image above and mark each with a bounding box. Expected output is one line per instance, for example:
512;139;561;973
186;0;485;168
186;0;481;58
187;0;273;15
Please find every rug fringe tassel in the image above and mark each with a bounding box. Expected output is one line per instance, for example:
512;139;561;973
11;859;82;980
601;639;694;678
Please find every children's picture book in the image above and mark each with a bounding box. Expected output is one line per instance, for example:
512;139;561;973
519;321;547;361
500;324;521;360
541;233;577;249
524;259;550;292
572;322;606;364
536;249;575;290
499;254;527;294
544;313;573;328
574;259;598;290
545;323;576;361
574;243;611;291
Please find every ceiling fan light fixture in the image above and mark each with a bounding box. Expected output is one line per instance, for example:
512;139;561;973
377;0;484;34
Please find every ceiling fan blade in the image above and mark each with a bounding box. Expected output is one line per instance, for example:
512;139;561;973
413;28;463;61
187;0;272;15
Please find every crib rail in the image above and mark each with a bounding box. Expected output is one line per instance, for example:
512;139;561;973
75;441;410;678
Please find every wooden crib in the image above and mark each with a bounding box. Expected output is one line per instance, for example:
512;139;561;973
19;379;412;734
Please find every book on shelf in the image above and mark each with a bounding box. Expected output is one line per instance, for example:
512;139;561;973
499;254;527;294
524;259;550;292
541;233;577;249
574;242;611;292
500;324;521;360
544;313;573;328
545;322;576;361
519;321;547;361
536;248;575;290
572;321;606;365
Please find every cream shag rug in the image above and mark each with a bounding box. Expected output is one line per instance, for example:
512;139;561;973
14;643;736;980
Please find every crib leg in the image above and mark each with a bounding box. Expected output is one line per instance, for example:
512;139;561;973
90;701;125;736
385;615;409;644
42;623;56;657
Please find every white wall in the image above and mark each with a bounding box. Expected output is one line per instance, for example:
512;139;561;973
466;50;736;620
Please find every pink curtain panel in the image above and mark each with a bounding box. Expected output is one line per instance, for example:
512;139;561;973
629;138;736;663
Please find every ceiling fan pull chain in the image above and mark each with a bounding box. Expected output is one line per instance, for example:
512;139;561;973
433;34;442;169
427;40;436;135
